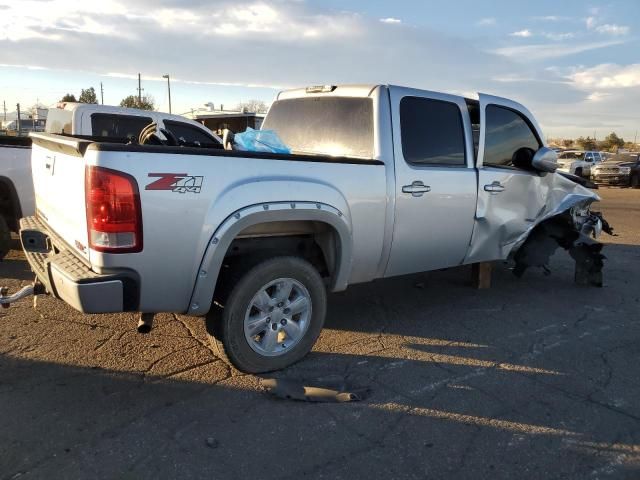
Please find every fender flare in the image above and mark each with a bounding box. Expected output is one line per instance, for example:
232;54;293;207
187;201;352;316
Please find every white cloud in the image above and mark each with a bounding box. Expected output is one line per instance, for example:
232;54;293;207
493;39;627;61
510;29;533;38
569;64;640;89
477;17;496;26
585;16;597;29
380;17;401;24
595;24;630;36
532;15;563;21
586;92;612;102
543;32;575;41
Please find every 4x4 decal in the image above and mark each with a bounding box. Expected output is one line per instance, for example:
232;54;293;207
146;173;203;194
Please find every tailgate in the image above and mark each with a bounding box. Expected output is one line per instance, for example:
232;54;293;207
30;134;91;261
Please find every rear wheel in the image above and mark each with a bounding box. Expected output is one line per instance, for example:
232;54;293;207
574;167;584;177
0;216;10;261
206;256;327;373
631;174;640;189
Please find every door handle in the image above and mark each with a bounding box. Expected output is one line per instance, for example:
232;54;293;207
484;181;505;193
402;181;431;197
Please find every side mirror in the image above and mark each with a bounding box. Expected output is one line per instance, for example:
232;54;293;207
532;147;558;173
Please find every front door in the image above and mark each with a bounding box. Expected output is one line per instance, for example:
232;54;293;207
464;94;549;263
385;88;477;277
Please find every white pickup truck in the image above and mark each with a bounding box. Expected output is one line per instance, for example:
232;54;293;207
0;103;220;258
8;84;609;373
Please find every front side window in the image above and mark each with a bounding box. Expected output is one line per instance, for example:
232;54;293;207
91;113;152;138
483;105;541;168
400;97;466;166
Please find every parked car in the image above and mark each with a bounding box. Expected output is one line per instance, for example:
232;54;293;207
9;84;607;372
0;103;221;259
556;150;602;177
591;152;640;187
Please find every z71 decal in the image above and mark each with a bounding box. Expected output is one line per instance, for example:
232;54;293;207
146;173;203;194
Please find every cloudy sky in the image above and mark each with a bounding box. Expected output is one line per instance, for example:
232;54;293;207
1;0;638;139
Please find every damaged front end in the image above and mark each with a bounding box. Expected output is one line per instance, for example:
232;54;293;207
512;201;614;286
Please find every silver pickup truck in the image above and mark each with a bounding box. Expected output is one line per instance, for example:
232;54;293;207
8;84;609;373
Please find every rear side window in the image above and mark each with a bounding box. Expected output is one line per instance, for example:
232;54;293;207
91;114;152;138
45;109;73;134
483;105;541;168
400;97;466;166
163;120;215;144
262;97;374;159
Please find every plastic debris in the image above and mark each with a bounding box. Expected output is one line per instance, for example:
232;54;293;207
233;128;291;154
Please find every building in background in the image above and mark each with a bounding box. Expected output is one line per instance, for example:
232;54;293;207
1;106;48;135
182;103;264;136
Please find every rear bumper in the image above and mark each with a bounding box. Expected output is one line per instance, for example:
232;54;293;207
19;216;138;313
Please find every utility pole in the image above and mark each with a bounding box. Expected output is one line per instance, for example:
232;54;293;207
100;82;104;105
16;103;21;136
137;73;143;104
162;74;171;114
2;100;6;122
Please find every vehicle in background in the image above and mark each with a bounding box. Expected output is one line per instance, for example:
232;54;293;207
14;84;607;373
600;152;614;162
0;103;221;259
556;150;602;177
591;152;640;188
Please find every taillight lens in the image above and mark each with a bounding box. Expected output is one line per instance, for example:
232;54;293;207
85;166;143;253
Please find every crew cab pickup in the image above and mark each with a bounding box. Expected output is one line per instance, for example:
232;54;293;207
12;84;608;373
556;150;602;177
0;103;220;258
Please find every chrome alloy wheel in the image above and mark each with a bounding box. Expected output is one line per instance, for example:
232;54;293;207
243;278;312;356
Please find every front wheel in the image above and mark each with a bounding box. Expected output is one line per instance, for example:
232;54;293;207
631;174;640;189
207;256;327;373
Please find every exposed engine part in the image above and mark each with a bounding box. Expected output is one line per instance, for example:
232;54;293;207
512;209;613;287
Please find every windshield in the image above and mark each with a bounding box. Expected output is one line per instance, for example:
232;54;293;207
262;97;374;159
558;151;585;161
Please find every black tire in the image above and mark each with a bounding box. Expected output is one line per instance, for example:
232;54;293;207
574;167;584;178
206;256;327;373
631;174;640;189
0;216;10;261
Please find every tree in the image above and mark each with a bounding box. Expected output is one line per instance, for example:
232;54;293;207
561;139;574;148
60;93;77;102
576;136;597;151
237;99;268;113
79;87;98;104
600;132;625;152
120;95;155;111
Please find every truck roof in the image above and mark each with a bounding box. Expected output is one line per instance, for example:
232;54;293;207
276;84;481;102
55;102;193;124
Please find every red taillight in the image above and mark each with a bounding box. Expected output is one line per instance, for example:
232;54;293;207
85;166;142;253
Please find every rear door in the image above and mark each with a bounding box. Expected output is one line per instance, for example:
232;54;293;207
385;88;477;276
464;94;547;263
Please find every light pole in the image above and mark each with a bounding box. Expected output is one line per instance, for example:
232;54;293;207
162;74;172;114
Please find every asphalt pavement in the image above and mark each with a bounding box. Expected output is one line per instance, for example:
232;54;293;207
1;187;639;479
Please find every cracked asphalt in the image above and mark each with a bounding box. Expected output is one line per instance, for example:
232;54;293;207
1;188;639;479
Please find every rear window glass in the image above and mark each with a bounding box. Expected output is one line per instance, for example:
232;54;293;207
163;120;215;144
45;109;73;134
262;97;374;159
559;152;586;160
400;97;466;166
91;113;152;138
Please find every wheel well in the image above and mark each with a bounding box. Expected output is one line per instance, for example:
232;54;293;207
214;221;340;303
